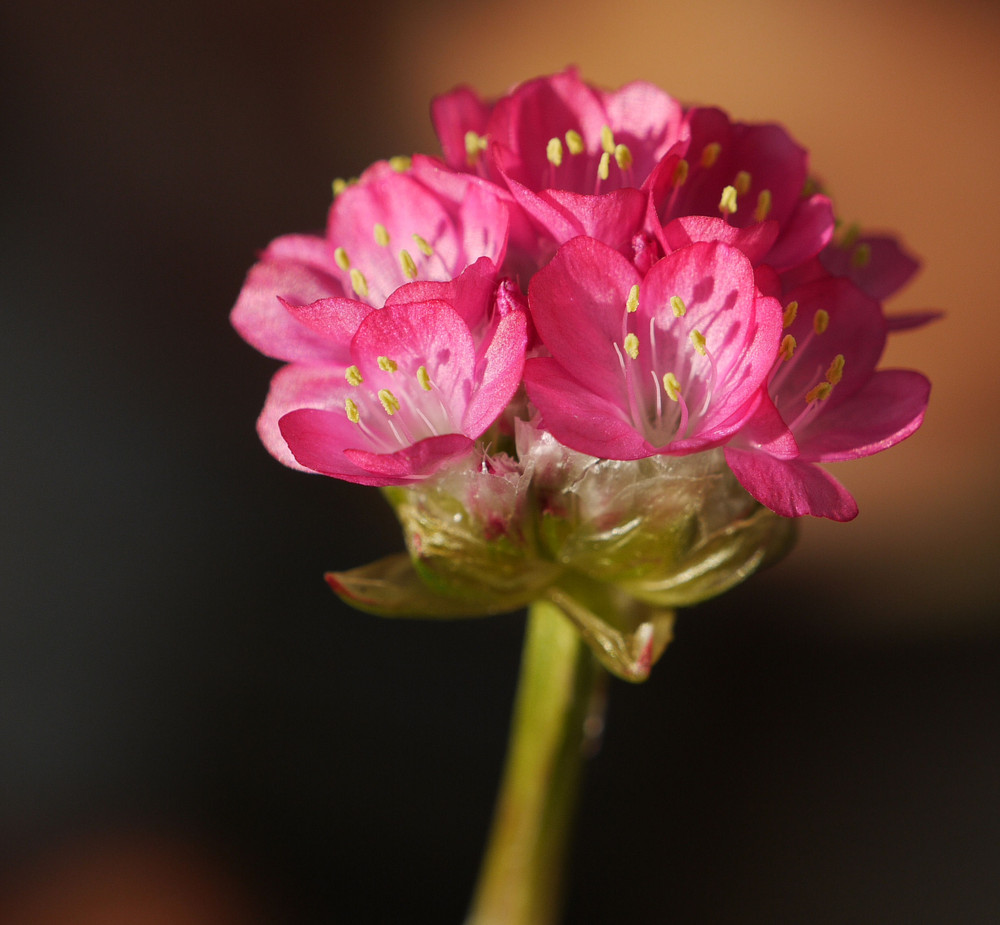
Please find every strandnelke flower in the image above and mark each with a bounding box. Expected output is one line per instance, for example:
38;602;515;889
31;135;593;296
233;70;933;925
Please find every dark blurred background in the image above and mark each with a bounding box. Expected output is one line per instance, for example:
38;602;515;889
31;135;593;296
2;0;998;922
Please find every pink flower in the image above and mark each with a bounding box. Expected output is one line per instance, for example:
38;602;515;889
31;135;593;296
522;236;788;460
231;157;510;365
272;290;528;486
433;68;687;255
724;276;931;520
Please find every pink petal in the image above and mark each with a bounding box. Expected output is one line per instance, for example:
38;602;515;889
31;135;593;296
661;215;779;265
765;194;835;271
819;234;920;300
462;310;528;437
523;357;652;459
430;86;493;170
345;434;475;482
795;369;930;461
724;448;858;521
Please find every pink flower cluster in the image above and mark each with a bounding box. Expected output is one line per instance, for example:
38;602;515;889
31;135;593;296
233;69;931;521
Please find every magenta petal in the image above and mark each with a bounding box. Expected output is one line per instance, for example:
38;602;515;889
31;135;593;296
462;310;528;437
730;395;798;459
256;365;349;471
527;236;641;405
820;234;920;300
280;296;373;347
345;434;475;482
431;86;493;170
661;215;779;265
885;309;943;332
540;187;647;251
524;357;652;459
796;369;930;461
724;448;858;521
765;194;835;271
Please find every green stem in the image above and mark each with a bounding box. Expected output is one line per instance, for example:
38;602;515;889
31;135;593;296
465;598;603;925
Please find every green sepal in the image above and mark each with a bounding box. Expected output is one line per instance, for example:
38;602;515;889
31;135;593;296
544;574;675;683
326;553;528;618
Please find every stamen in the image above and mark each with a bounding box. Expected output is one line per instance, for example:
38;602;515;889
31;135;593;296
345;365;364;386
690;330;707;356
802;176;820;197
755;189;772;222
806;381;833;403
825;354;845;385
598;151;610;181
417;365;433;391
378;389;401;415
851;243;872;268
565;129;584;155
350;268;368;299
624;333;639;360
334;247;351;271
670;295;687;318
465;131;487;167
663;372;681;401
700;142;721;168
546;137;563;167
783;300;799;328
813;309;829;334
332;178;348;197
719;185;738;217
388;156;411;173
626;284;640;314
377;356;398;373
344;397;360;423
734;170;752;196
840;222;861;249
399;249;418;280
373;223;390;247
779;334;797;361
672;158;689;186
600;125;615;155
614;143;633;170
413;234;434;257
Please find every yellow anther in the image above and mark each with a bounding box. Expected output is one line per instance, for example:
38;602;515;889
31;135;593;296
350;268;369;299
600;125;615;154
399;249;418;280
783;300;799;328
565;129;584;155
690;330;707;356
663;372;682;402
378;389;401;415
734;170;752;196
345;397;360;423
374;223;390;247
334;247;351;271
802;176;819;197
332;177;348;197
546;137;563;167
614;143;633;170
670;295;687;318
413;234;434;257
345;365;364;386
719;185;738;216
840;222;861;249
700;142;721;168
626;284;640;314
377;356;398;373
755;189;772;222
624;333;640;360
598;151;610;181
672;158;689;186
813;309;829;335
825;354;845;385
851;243;872;268
806;381;833;403
417;365;432;391
389;155;411;173
779;334;797;361
465;131;487;166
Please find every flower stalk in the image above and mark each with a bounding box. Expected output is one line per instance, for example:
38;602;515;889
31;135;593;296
466;599;603;925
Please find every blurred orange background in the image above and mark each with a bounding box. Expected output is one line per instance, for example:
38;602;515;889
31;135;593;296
3;0;997;922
